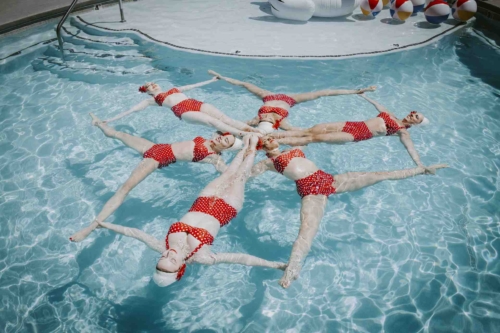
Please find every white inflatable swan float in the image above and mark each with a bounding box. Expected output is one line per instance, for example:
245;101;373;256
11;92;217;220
268;0;360;21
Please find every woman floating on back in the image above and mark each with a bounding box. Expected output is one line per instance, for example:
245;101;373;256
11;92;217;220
208;70;376;134
96;135;286;287
105;76;259;137
70;114;244;242
252;137;447;288
270;93;431;170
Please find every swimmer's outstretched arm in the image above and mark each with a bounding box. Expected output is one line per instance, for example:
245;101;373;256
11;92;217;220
70;159;158;242
178;77;219;92
398;130;432;171
104;98;156;123
290;86;377;104
98;221;166;253
208;70;271;99
195;252;286;270
249;159;276;178
358;93;394;116
198;155;228;173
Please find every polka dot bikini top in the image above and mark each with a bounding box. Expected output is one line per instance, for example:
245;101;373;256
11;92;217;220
192;136;218;162
270;149;306;174
165;222;214;261
378;112;407;136
155;88;181;106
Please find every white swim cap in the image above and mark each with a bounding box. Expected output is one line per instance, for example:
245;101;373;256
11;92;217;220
226;137;244;151
415;116;430;127
257;121;275;134
153;269;178;287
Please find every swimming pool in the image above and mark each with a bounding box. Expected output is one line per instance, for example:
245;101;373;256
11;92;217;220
1;16;499;332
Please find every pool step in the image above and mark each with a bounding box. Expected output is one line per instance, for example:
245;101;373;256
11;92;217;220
31;55;162;84
45;42;151;68
63;25;136;46
61;26;138;51
68;17;155;48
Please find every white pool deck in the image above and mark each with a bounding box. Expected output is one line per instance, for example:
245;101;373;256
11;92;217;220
74;0;469;59
0;0;472;61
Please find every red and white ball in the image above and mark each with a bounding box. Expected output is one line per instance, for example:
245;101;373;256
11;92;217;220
424;0;451;24
452;0;477;21
390;0;414;21
360;0;384;16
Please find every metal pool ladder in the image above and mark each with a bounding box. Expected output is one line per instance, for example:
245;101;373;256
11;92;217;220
56;0;126;60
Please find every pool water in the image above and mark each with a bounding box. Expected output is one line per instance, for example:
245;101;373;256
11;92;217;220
1;17;500;333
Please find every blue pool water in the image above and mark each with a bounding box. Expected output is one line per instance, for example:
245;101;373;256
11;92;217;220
1;17;500;332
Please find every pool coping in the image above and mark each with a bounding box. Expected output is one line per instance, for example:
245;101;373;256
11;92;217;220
75;15;468;60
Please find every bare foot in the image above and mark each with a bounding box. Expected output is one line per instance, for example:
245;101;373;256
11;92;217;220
89;113;102;126
278;262;301;288
69;221;98;242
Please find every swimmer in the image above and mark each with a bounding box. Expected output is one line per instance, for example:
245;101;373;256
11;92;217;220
69;113;243;242
208;70;376;134
270;93;429;169
251;137;448;288
105;77;259;137
96;135;287;286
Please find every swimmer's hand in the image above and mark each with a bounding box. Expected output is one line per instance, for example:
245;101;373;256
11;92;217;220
275;262;288;271
95;220;107;229
357;86;377;94
422;164;448;175
249;134;259;148
208;70;222;79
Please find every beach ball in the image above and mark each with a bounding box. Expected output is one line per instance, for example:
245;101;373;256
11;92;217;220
452;0;477;21
424;0;450;24
411;0;425;13
360;0;383;16
390;0;414;21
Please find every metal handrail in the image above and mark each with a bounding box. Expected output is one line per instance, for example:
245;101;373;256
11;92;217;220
56;0;126;60
56;0;79;60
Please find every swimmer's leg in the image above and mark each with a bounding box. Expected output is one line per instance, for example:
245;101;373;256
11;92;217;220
182;112;251;137
290;86;377;104
218;138;258;209
333;164;448;194
91;113;154;154
208;70;271;99
280;194;328;288
201;104;260;133
199;139;249;198
272;122;345;139
70;159;158;242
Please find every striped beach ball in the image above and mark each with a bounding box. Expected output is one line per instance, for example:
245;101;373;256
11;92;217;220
411;0;425;13
361;0;383;16
390;0;414;21
452;0;477;21
424;0;450;24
